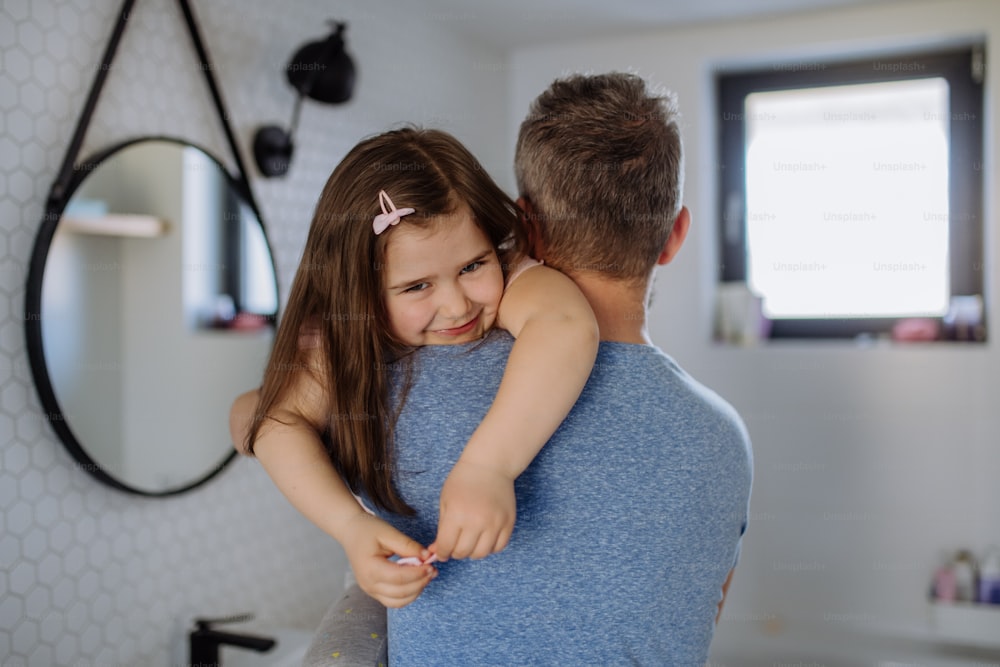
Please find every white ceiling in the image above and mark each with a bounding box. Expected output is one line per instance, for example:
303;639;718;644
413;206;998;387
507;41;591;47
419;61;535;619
415;0;912;51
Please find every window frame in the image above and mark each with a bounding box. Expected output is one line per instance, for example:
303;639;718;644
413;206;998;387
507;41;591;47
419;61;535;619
716;45;985;340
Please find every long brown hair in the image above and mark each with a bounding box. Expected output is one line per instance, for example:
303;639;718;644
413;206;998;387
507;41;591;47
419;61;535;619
246;127;525;514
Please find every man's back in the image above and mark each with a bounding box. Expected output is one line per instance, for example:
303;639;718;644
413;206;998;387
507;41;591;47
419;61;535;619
381;331;753;666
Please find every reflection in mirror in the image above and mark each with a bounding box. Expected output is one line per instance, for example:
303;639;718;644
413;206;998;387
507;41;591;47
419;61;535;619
37;139;277;494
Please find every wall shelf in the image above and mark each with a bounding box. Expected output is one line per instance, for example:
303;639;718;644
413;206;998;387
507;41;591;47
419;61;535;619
62;214;168;237
928;601;1000;649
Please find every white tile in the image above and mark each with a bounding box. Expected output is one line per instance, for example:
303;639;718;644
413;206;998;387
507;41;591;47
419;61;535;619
75;570;98;599
36;553;60;586
111;531;131;560
6;169;33;205
29;1;56;30
17;141;45;177
0;75;16;114
0;585;22;623
115;636;137;666
20;526;46;560
82;486;108;515
102;614;123;644
56;4;79;34
97;509;118;536
0;472;17;509
43;466;69;496
38;606;64;643
113;580;134;613
28;438;53;471
15;21;44;57
24;586;49;625
64;600;87;633
90;591;112;623
0;13;15;48
99;560;122;590
42;30;68;63
0;321;21;357
74;515;96;544
3;48;31;84
2;441;29;475
4;0;30;22
17;469;43;502
62;544;85;577
9;559;35;595
50;577;74;611
54;634;78;666
57;491;83;521
11;618;39;659
80;622;101;655
46;521;71;553
6;499;32;536
28;642;54;666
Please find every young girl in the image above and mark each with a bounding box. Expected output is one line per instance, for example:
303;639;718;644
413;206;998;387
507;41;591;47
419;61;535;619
237;127;598;607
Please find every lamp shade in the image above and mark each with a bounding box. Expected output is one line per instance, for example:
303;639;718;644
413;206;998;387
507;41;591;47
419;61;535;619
286;22;355;104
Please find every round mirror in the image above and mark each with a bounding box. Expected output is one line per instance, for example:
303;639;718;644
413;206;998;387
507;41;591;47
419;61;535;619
25;138;278;495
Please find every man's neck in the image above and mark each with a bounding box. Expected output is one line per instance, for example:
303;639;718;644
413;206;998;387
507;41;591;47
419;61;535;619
568;272;653;345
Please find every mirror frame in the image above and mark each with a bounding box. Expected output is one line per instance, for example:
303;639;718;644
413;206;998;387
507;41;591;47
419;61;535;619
24;135;278;496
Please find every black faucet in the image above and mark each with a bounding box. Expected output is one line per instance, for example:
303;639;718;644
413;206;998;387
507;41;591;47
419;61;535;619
189;615;277;666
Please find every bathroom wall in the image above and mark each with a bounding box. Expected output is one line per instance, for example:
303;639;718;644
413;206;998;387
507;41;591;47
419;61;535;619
0;0;508;664
505;0;1000;662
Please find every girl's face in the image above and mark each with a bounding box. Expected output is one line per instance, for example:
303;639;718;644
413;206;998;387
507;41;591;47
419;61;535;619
382;203;504;346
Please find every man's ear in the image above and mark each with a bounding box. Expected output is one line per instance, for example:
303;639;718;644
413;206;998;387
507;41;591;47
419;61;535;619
517;196;544;260
656;206;690;266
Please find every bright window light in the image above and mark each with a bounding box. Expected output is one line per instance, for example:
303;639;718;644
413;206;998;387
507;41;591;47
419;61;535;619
744;78;950;319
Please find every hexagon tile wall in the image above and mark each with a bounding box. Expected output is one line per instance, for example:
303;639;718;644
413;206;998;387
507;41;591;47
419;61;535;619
0;0;355;661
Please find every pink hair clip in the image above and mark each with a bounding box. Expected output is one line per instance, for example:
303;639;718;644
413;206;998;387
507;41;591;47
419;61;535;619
372;190;415;235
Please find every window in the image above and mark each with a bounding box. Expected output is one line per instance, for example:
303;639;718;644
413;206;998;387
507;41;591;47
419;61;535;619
716;46;985;340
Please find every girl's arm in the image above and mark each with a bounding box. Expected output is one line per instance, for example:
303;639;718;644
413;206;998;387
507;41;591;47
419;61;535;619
432;263;599;560
230;368;436;607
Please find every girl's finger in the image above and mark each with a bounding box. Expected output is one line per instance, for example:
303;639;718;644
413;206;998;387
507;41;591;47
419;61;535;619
492;527;512;554
471;533;497;560
453;529;482;560
372;567;436;607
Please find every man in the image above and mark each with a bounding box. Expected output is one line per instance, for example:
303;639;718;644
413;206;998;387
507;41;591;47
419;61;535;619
233;72;752;666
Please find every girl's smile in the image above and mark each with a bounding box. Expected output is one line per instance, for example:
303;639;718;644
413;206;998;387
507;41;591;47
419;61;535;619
382;204;504;347
432;313;481;337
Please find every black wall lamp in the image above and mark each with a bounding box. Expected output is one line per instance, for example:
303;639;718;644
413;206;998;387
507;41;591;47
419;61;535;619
253;21;356;177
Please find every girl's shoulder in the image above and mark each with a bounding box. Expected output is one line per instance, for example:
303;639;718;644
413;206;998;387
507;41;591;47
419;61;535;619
505;255;544;288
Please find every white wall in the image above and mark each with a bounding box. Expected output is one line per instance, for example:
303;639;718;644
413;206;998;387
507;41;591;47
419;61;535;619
507;0;999;661
0;0;510;663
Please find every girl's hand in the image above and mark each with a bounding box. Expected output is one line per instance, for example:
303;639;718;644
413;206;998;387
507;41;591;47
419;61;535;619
338;512;437;608
431;460;516;561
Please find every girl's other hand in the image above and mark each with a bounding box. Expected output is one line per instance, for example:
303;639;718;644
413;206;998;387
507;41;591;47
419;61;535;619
338;512;436;608
431;460;516;561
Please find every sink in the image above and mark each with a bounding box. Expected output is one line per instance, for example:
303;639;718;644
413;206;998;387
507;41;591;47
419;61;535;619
218;626;314;667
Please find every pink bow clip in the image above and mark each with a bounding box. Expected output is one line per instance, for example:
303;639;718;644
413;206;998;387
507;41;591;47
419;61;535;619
372;190;415;235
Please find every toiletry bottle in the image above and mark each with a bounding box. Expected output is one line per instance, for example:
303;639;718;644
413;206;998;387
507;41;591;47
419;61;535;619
932;563;956;602
978;547;1000;604
952;550;978;602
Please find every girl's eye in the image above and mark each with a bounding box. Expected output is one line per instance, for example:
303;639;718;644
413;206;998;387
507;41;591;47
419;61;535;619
460;261;483;275
403;283;429;293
